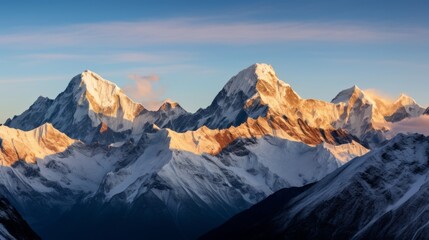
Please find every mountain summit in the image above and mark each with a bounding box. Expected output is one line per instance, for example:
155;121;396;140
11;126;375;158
67;70;145;131
171;63;301;131
221;63;290;100
5;70;145;142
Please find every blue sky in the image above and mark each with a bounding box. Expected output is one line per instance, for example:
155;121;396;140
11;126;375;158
1;0;429;121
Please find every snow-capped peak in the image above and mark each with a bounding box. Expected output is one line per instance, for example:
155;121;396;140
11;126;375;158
67;70;145;131
393;93;418;106
80;70;122;93
158;99;180;111
330;86;388;139
383;93;426;121
69;70;143;111
222;63;288;98
75;70;124;105
331;85;372;105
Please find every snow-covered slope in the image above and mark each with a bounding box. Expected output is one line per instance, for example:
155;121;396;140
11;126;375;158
166;116;362;156
71;129;366;239
0;123;75;166
99;128;367;203
202;133;429;240
0;130;126;238
0;123;367;240
0;197;40;240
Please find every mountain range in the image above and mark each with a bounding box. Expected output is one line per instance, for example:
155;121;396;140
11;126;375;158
0;63;428;239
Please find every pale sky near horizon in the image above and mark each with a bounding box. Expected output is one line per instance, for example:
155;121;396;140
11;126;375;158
0;0;428;122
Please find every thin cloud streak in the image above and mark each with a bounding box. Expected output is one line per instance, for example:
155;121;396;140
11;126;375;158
123;74;165;110
1;19;428;48
16;52;190;63
364;88;396;103
331;58;429;69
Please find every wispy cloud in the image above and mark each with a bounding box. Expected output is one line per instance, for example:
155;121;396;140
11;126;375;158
123;74;165;110
16;52;190;63
19;53;87;60
387;115;429;137
364;88;397;103
331;58;429;70
1;18;428;49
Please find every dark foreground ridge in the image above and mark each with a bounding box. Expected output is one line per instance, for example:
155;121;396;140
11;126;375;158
0;197;40;240
202;134;429;240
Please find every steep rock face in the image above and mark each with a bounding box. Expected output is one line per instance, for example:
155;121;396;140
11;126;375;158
202;134;429;240
0;197;40;240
